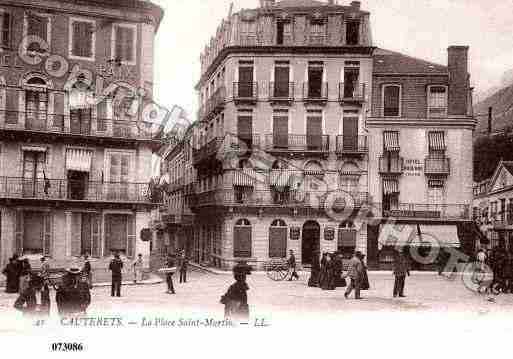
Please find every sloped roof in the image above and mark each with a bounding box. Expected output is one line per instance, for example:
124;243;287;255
274;0;326;7
373;48;448;75
503;161;513;176
474;84;513;136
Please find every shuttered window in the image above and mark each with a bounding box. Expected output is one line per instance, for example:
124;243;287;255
383;85;401;117
0;11;12;48
5;87;19;124
71;20;94;59
114;25;135;63
234;219;252;258
269;219;287;258
27;13;49;43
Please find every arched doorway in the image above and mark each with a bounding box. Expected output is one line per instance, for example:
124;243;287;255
302;220;320;265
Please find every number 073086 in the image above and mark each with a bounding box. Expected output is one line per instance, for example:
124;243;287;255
51;343;84;351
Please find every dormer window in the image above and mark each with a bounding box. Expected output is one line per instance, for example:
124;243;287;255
427;85;448;118
346;20;360;45
240;20;257;46
383;84;401;117
276;18;292;45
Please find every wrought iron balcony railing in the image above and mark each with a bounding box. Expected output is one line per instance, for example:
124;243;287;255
339;83;366;102
269;82;295;101
263;134;330;152
380;203;470;220
303;82;328;102
336;135;368;154
425;157;450;176
198;86;226;121
0;177;156;203
0;111;160;140
233;82;258;102
192;137;224;165
379;156;404;175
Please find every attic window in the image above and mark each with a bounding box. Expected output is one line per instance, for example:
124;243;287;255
346;20;360;45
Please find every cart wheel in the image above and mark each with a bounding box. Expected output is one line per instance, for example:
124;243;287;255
266;265;282;281
276;266;289;281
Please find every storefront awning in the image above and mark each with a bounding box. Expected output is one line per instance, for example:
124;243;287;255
383;131;400;152
378;224;460;248
66;148;92;172
383;178;399;195
270;170;300;188
428;132;446;151
419;225;460;248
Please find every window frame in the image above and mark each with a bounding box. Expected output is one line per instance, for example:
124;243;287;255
68;16;96;62
23;12;52;50
0;9;13;49
427;85;448;118
111;22;138;66
382;84;402;117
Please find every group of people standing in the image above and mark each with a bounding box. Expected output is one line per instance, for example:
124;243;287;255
476;245;513;293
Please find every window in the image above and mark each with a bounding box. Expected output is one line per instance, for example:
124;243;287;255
428;86;448;117
0;11;12;48
25;12;51;50
273;62;291;98
113;24;136;65
346;20;360;45
269;219;287;258
69;18;95;60
383;85;401;117
307;62;324;98
491;202;498;221
338;221;356;259
276;19;292;45
428;131;446;157
240;20;256;45
25;78;48;131
309;20;326;44
237;62;254;98
105;214;136;258
234;218;252;258
22;150;47;198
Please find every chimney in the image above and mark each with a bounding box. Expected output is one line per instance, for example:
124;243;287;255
448;45;470;116
350;1;361;10
488;107;493;134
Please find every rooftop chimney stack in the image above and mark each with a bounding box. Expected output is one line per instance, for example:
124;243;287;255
447;45;470;116
351;1;361;10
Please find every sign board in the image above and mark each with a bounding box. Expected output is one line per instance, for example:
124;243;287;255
140;228;153;242
404;159;423;177
290;227;300;241
324;226;335;241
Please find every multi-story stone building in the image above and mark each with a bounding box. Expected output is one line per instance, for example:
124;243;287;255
366;46;477;269
0;0;163;275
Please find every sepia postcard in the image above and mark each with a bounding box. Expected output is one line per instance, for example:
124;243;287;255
0;0;512;357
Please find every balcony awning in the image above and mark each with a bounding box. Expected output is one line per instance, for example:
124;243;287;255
383;178;399;195
270;170;300;188
66;148;92;172
383;131;400;152
428;132;446;151
22;146;47;152
233;169;256;187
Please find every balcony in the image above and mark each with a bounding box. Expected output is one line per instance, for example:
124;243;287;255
198;86;226;121
425;157;450;176
308;34;327;46
190;189;369;209
339;83;366;104
263;134;329;155
303;82;328;105
192;137;224;165
379;156;404;175
336;135;368;156
0;177;156;205
0;111;162;148
233;82;258;105
269;82;294;105
381;203;471;221
160;212;195;226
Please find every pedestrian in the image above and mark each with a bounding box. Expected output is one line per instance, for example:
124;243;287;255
359;253;370;291
108;253;123;297
179;250;188;283
333;252;346;288
393;249;410;298
19;258;32;294
82;253;92;289
2;256;20;293
165;253;176;294
344;251;363;299
476;248;487;272
40;256;50;277
320;253;335;290
14;273;50;317
55;267;91;315
133;254;144;283
287;249;299;281
308;250;320;287
220;262;250;321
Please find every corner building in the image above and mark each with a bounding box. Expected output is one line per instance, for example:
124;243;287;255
192;0;373;269
0;0;163;276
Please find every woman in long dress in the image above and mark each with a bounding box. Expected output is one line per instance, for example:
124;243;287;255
320;253;335;290
2;257;20;293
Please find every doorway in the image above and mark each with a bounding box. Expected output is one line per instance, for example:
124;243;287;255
68;170;88;200
302;220;320;265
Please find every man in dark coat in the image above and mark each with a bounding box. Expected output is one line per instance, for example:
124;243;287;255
221;262;251;320
14;273;50;316
165;254;176;294
55;268;91;315
308;251;320;287
287;250;299;281
82;253;92;289
393;249;410;298
109;253;123;297
2;257;20;293
178;250;188;284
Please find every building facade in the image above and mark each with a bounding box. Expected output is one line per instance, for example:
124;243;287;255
473;161;513;250
0;0;163;274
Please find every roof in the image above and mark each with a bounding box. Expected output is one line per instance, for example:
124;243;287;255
474;84;513;136
373;48;448;75
274;0;326;7
503;161;513;176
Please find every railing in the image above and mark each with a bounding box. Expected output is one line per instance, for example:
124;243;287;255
309;34;327;46
379;156;404;174
233;82;258;101
0;177;155;203
380;203;471;220
192;137;224;164
263;134;330;152
190;189;370;208
425;157;450;175
336;135;368;154
239;35;259;47
0;111;159;140
198;86;226;120
303;82;328;101
269;82;295;101
339;83;366;102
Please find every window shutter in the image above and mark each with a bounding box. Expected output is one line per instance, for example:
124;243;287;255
124;27;134;62
234;226;251;258
70;213;82;256
5;87;19;124
72;22;82;56
127;215;135;258
1;12;12;47
115;26;123;60
43;212;52;256
269;227;287;258
27;14;48;42
83;22;93;58
104;215;111;256
15;210;24;255
91;214;101;257
52;91;65;129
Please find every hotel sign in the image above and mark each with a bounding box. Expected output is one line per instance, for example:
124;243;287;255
404;159;423;177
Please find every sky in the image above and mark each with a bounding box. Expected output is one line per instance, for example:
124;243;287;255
150;0;513;119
